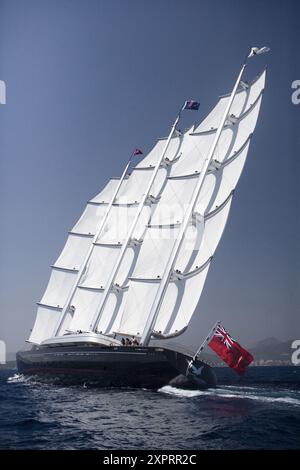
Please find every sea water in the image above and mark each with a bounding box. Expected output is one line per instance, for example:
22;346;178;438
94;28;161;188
0;366;299;449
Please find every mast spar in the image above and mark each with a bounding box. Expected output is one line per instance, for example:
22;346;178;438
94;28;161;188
140;49;259;346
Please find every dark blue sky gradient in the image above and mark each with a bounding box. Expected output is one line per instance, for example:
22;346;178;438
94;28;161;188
0;0;299;351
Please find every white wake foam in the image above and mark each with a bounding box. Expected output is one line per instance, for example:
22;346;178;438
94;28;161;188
158;386;203;398
159;385;300;406
7;373;26;383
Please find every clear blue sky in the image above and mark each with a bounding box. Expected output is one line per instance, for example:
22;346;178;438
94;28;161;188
0;0;299;351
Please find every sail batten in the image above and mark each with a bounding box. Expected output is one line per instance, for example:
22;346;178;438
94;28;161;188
129;255;212;282
49;265;79;273
36;303;62;310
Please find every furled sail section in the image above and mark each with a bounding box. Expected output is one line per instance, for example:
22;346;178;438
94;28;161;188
115;70;266;350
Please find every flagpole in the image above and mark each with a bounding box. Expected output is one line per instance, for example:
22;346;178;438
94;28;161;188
89;105;186;331
193;321;220;361
52;153;134;336
184;320;220;375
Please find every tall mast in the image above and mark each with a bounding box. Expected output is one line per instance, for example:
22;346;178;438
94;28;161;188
90;108;184;331
53;156;133;336
140;51;251;346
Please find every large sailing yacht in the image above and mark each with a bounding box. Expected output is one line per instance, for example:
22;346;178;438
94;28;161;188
17;48;268;388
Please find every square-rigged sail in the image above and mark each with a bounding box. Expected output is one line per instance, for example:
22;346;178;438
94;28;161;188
29;69;266;358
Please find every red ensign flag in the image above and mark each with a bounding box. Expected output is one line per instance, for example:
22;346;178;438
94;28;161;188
208;324;254;375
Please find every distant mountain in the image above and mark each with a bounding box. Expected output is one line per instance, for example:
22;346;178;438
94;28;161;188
248;337;292;362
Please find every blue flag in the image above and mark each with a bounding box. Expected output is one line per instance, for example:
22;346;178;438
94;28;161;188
183;100;200;111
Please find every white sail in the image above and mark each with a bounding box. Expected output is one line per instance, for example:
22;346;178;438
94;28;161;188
115;167;167;204
171;93;263;178
71;204;108;236
67;287;129;334
135;136;182;168
96;205;150;245
55;158;172;335
39;267;78;309
54;233;92;271
115;70;266;351
29;179;123;343
193;69;265;134
29;233;92;344
89;178;124;204
117;261;211;338
29;304;72;345
132;193;232;282
117;195;232;337
79;245;136;289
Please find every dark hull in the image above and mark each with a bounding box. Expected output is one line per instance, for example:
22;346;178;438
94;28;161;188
17;346;180;388
17;345;217;389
